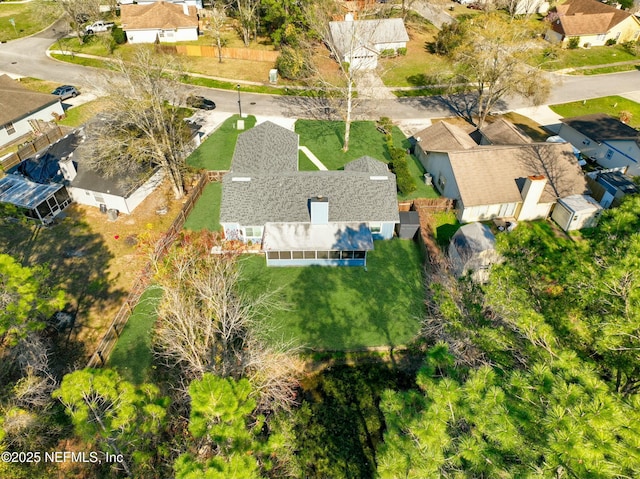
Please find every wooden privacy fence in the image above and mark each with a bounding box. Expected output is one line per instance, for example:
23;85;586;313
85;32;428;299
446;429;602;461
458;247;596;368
1;126;67;172
86;173;210;368
156;44;278;62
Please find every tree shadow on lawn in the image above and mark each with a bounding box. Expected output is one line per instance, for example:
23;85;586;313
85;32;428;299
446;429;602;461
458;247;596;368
288;240;424;351
0;209;125;373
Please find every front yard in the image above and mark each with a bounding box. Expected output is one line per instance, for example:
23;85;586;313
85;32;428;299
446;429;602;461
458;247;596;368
239;239;425;350
533;44;640;72
550;96;640;128
0;2;58;41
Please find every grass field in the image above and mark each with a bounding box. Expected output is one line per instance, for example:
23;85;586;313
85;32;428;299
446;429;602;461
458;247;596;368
550;96;640;128
183;182;222;232
295;120;438;200
186;115;257;170
107;287;162;384
239;239;425;350
0;2;57;41
534;44;640;72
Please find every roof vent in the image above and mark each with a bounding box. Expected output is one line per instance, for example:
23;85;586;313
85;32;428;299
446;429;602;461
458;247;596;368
232;177;251;182
370;175;388;180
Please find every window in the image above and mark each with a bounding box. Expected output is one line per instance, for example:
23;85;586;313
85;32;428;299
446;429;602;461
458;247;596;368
605;149;614;160
370;222;381;234
267;252;279;260
303;250;315;259
292;251;303;259
329;251;340;259
597;34;606;41
438;174;446;192
3;122;15;135
354;251;366;259
279;251;292;260
244;226;262;237
317;251;329;259
341;251;354;260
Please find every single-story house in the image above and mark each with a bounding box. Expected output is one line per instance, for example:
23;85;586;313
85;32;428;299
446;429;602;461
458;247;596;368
0;75;64;149
119;0;203;8
471;118;533;146
448;222;501;283
0;129;164;221
328;15;409;70
219;121;400;266
121;1;199;44
416;121;589;223
557;113;640;176
544;0;640;47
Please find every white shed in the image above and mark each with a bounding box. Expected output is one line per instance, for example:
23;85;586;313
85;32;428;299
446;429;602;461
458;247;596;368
551;194;603;232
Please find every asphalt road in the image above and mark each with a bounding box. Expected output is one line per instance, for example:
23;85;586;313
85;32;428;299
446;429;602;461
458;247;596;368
1;19;639;121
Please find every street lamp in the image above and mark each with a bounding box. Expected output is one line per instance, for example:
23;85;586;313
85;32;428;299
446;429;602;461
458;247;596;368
236;84;242;118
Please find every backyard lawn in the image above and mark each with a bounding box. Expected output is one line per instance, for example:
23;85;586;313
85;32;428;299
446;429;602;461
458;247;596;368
239;239;425;350
183;181;222;232
295;120;438;200
186;115;257;170
550;96;640;129
107;287;162;385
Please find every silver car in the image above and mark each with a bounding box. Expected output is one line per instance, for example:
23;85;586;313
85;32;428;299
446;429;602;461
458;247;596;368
52;85;79;100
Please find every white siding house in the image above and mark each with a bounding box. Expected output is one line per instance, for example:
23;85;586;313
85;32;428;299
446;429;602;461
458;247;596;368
121;1;199;44
0;75;64;149
558;114;640;176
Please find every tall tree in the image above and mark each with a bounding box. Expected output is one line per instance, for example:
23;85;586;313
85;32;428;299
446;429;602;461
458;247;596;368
232;0;261;47
54;0;102;42
153;232;301;411
204;1;228;63
86;47;192;199
53;368;169;477
448;13;550;128
174;374;277;479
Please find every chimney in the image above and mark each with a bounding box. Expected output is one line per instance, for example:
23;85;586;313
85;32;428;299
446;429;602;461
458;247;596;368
59;155;77;182
183;3;189;15
309;196;329;225
518;175;547;221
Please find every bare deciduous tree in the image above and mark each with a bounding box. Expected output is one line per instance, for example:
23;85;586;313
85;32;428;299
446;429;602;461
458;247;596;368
153;233;301;411
233;0;261;46
205;1;229;63
54;0;102;43
86;48;192;199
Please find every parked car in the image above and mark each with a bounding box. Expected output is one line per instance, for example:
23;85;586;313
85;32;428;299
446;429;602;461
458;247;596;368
51;85;79;100
85;21;115;34
187;95;216;110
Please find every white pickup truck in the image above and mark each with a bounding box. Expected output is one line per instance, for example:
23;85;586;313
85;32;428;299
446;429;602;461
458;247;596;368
85;21;114;34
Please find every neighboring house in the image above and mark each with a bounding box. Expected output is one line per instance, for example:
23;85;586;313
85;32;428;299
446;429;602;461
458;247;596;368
0;75;64;149
470;118;533;146
219;121;400;267
121;1;199;44
415;120;589;223
119;0;203;8
328;16;409;70
558;113;640;176
448;222;501;284
544;0;640;47
0;129;164;223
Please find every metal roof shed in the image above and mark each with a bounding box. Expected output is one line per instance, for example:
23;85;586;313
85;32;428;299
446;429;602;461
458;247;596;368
0;175;71;224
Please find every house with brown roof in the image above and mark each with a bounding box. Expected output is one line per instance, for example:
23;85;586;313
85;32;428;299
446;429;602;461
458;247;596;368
558;113;640;175
545;0;640;47
0;75;64;149
416;120;589;223
121;1;199;44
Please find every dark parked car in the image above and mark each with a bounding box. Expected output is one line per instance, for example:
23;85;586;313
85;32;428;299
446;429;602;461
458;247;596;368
52;85;79;100
187;95;216;110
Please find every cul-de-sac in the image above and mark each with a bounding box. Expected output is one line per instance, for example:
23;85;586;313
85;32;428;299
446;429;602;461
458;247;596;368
1;1;640;477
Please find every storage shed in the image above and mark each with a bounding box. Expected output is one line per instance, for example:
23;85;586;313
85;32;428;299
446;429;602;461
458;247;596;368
551;194;603;232
396;211;420;239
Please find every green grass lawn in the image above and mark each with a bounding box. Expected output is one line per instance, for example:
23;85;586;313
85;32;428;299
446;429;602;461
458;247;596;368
183;181;222;232
533;44;640;72
186;115;256;170
295;120;438;200
239;239;425;350
0;2;58;41
107;287;162;384
298;150;319;171
550;96;640;128
431;210;460;248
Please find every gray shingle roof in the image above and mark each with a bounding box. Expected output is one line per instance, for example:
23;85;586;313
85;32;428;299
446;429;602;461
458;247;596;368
329;18;409;57
220;169;399;226
560;113;640;143
0;74;60;126
343;155;391;175
415;121;477;151
478;118;532;145
231;121;299;174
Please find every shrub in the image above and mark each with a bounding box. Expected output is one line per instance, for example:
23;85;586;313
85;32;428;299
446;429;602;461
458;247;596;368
388;147;416;195
430;22;467;56
621;41;639;56
380;48;395;58
605;38;617;46
111;26;126;45
619;111;633;124
275;46;312;80
397;47;407;56
567;37;580;49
